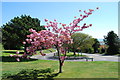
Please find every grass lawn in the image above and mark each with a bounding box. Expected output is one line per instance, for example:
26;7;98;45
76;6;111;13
1;48;56;56
37;48;56;54
61;52;87;57
1;60;119;78
1;50;119;78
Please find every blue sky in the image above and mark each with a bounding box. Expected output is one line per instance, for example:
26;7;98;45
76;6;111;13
1;2;118;39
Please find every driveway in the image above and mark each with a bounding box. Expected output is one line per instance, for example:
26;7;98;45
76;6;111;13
30;52;119;62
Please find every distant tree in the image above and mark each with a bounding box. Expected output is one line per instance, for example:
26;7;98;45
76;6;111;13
104;31;120;55
0;28;2;43
101;48;105;53
2;15;45;50
118;39;120;54
92;38;100;53
68;33;94;55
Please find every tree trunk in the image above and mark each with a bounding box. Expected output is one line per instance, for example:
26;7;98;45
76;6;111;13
59;62;62;73
56;47;63;73
73;49;76;56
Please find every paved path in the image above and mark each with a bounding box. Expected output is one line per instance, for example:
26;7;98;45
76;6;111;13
31;53;55;60
30;52;120;62
81;53;119;62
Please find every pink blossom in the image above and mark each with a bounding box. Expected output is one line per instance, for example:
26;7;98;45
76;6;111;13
44;19;48;22
29;28;35;32
27;35;30;37
16;51;20;54
49;21;52;23
16;58;20;62
26;39;29;41
44;25;48;28
64;27;69;30
74;28;83;32
77;18;81;22
29;53;33;56
79;10;82;12
89;9;94;12
69;23;72;25
9;54;13;57
22;41;26;44
40;38;45;42
84;10;88;14
82;15;88;18
84;23;86;26
17;55;22;57
81;26;89;29
60;56;66;61
62;24;66;27
13;55;17;57
89;24;92;26
76;26;80;27
74;16;76;18
22;52;27;57
80;14;82;17
27;57;30;59
96;7;99;9
60;48;66;54
26;48;29;52
88;12;92;15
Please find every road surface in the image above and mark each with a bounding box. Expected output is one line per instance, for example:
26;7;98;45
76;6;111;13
30;52;119;62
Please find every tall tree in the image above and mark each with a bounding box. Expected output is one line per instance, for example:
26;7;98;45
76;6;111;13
104;31;120;55
69;33;94;55
0;28;2;43
2;15;45;50
92;38;100;53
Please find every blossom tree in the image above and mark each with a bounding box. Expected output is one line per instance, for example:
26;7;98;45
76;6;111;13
11;7;99;73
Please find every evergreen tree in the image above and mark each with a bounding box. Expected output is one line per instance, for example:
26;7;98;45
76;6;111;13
104;31;120;55
2;15;45;50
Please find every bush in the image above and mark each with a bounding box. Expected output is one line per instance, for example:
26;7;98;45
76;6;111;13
2;68;58;80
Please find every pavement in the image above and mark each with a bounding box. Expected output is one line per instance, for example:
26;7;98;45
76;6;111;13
81;53;119;62
30;52;120;62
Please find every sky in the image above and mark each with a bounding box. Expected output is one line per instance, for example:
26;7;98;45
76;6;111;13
1;2;118;39
1;0;119;2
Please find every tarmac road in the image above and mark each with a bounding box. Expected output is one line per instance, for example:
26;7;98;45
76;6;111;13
30;52;119;62
81;53;119;62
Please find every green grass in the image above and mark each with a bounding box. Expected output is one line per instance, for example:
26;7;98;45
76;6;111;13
1;48;56;56
40;48;56;54
1;52;119;78
0;43;4;50
1;60;119;78
60;52;87;57
1;50;24;56
1;49;119;78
